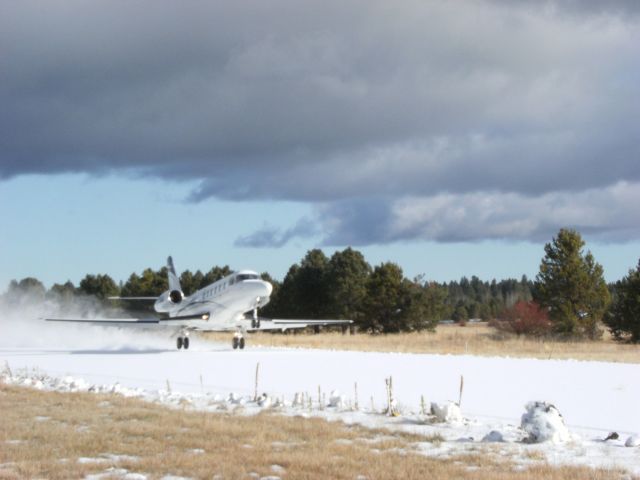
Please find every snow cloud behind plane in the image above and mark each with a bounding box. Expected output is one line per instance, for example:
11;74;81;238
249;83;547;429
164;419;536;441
1;0;638;247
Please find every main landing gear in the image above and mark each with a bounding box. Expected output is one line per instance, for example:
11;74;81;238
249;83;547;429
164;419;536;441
232;329;246;350
176;330;190;350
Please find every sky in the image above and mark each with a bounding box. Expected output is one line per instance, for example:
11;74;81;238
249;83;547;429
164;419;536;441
1;0;639;290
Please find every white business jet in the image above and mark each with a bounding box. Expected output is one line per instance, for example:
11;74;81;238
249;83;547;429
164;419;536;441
46;257;352;350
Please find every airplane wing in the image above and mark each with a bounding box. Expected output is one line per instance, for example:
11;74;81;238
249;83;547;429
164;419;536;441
248;318;353;332
45;317;161;325
44;312;209;326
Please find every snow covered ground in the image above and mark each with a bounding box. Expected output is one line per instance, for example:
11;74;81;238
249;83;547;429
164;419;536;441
1;322;640;475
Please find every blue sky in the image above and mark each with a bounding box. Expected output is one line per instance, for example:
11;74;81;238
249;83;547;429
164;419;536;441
1;1;639;291
1;173;638;290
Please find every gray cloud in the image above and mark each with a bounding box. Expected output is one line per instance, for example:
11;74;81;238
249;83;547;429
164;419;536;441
1;0;639;244
234;218;318;248
316;182;640;245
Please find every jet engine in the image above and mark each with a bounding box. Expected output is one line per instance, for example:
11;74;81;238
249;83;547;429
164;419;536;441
169;289;183;304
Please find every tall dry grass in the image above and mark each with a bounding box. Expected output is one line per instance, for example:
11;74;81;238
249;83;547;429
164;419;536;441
204;323;640;363
0;384;629;480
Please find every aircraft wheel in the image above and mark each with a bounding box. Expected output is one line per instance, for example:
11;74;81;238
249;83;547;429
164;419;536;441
251;319;256;328
239;337;245;349
256;319;261;328
232;337;239;349
177;337;183;350
183;337;190;350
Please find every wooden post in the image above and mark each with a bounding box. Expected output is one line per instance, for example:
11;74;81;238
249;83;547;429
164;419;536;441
254;362;260;402
385;377;398;416
354;382;359;411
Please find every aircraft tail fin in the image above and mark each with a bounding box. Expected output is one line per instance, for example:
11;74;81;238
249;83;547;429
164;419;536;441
167;256;182;292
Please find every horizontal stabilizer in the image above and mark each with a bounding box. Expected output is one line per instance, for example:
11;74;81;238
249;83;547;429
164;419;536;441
249;318;352;332
270;318;353;324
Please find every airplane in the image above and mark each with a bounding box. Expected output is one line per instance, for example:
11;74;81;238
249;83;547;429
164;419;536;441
46;256;352;350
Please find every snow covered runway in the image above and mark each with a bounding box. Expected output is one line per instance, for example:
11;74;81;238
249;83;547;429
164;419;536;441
2;327;640;474
1;338;638;434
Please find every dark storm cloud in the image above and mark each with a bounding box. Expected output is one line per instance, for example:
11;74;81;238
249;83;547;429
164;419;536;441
489;0;640;17
1;0;639;245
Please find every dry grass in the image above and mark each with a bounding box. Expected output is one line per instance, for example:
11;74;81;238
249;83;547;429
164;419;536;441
0;385;631;480
203;323;640;363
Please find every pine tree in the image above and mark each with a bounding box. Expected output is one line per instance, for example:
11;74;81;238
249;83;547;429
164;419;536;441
325;247;371;324
604;260;640;343
78;274;119;299
362;263;405;333
534;228;610;339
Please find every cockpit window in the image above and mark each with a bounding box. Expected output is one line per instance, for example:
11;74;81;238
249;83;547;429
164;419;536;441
236;273;259;281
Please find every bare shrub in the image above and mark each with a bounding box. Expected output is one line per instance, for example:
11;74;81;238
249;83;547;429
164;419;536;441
494;301;552;337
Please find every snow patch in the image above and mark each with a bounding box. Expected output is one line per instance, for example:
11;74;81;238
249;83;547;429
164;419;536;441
84;468;130;480
78;454;139;465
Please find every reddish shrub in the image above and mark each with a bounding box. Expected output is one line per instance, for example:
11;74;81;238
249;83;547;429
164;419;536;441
496;301;552;337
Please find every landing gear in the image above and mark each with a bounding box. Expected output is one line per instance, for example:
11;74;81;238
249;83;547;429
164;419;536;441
233;329;246;350
251;307;261;329
176;330;190;350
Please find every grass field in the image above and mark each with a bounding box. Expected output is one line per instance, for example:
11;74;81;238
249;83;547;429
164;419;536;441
0;384;629;480
204;323;640;363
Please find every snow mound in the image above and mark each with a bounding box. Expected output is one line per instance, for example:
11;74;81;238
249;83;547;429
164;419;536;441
292;392;304;407
430;401;463;423
521;401;570;444
227;392;246;405
329;390;347;409
257;393;273;408
482;430;505;442
625;435;640;447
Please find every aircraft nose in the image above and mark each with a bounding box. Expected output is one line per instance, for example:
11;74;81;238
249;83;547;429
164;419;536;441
263;280;273;296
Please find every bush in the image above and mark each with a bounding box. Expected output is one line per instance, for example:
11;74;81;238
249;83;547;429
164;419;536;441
495;301;552;337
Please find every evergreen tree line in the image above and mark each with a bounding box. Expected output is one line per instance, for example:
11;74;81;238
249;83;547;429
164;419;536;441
2;228;639;341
